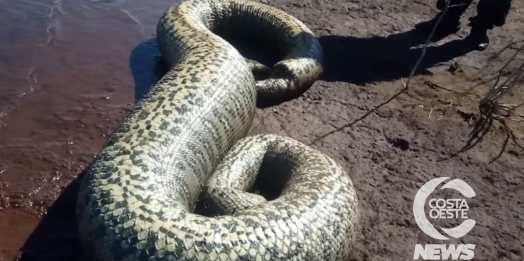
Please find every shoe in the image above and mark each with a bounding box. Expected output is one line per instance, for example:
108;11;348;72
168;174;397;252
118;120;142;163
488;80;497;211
466;25;489;51
415;12;461;37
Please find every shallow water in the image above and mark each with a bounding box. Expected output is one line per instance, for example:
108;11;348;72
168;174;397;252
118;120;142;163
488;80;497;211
0;0;177;259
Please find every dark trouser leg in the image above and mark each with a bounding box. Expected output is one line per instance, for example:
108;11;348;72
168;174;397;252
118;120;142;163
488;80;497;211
467;0;513;50
472;0;512;29
416;0;474;36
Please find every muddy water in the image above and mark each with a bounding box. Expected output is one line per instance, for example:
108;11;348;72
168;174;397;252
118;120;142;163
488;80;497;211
0;0;177;259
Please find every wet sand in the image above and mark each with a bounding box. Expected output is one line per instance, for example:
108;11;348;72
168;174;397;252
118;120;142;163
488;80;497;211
0;0;173;259
1;0;524;260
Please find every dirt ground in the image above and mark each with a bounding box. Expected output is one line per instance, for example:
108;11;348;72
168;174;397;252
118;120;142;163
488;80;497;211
0;0;523;260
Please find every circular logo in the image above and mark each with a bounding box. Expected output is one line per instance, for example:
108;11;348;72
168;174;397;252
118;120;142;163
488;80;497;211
413;177;476;240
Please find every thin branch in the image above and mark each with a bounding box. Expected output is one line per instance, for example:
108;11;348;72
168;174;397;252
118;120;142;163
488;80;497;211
310;0;453;145
488;39;524;61
440;39;524;162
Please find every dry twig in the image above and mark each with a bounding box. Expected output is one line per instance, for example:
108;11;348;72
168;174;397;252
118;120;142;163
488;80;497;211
310;0;453;144
441;40;524;162
309;0;524;162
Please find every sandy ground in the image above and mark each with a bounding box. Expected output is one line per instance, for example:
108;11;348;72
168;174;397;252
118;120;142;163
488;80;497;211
0;0;523;260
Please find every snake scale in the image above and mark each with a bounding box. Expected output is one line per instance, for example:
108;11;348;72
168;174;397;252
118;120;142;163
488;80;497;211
76;0;360;260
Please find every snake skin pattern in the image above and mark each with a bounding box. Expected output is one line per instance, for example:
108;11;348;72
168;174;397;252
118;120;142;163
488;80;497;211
76;0;360;261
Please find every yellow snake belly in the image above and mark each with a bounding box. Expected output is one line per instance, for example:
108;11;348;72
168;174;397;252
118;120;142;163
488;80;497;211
75;0;360;260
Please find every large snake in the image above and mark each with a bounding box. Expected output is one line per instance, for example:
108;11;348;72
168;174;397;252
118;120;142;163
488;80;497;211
76;0;360;260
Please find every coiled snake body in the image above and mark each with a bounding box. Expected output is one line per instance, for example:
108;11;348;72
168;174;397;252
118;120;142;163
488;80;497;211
76;0;360;260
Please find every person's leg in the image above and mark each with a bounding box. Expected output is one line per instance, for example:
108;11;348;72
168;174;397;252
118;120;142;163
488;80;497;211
466;0;513;50
416;0;474;36
477;0;512;27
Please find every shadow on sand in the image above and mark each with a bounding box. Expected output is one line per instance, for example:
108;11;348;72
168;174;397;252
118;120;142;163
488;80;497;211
319;28;473;85
16;172;85;261
15;26;473;261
